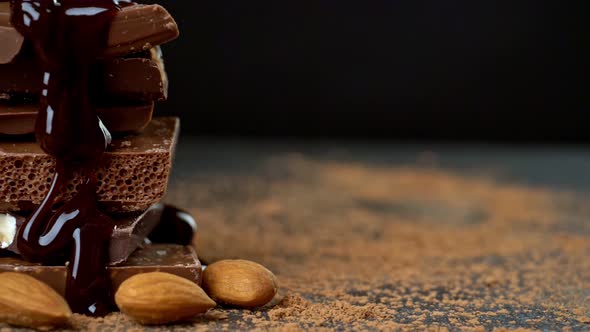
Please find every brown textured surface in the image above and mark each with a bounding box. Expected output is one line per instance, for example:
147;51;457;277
2;142;590;331
0;3;178;64
0;117;179;213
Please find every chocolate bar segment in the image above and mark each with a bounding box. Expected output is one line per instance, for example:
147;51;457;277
1;204;165;264
102;47;169;101
105;4;179;58
0;48;168;101
0;3;179;64
0;103;154;135
0;117;179;213
0;244;202;296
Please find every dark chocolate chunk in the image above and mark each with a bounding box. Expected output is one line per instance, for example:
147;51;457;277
0;244;203;296
0;103;154;135
148;205;197;246
0;3;179;64
0;48;168;102
110;204;165;264
0;117;179;213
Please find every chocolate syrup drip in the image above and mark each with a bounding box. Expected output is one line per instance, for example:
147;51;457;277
148;205;197;246
10;0;124;316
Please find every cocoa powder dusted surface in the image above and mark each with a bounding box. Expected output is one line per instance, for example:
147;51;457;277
3;141;590;331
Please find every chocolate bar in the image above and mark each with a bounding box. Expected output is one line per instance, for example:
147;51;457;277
0;117;179;213
0;244;203;297
1;204;166;264
0;3;178;64
0;103;154;135
0;48;168;102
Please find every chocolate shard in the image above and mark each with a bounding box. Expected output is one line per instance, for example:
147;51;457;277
110;204;166;264
0;103;154;135
0;204;165;264
0;117;180;213
0;244;203;296
0;3;179;64
0;47;168;101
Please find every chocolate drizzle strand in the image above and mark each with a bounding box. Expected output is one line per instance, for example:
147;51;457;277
10;0;126;316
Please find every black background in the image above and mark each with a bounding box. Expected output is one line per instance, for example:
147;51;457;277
147;1;587;140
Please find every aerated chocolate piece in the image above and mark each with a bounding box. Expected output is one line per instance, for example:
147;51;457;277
0;3;178;64
0;244;203;296
0;117;179;213
0;103;154;135
0;48;168;101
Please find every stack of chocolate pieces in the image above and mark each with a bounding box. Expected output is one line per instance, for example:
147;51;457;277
0;1;201;303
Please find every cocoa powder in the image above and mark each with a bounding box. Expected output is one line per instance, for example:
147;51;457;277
2;154;589;331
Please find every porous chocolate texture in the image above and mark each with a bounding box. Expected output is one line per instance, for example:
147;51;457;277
0;117;179;213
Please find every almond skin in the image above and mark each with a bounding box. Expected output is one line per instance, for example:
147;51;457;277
115;272;216;325
0;272;72;329
202;259;278;308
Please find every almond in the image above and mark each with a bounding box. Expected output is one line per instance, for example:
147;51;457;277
0;272;72;329
0;213;17;249
115;272;216;325
202;259;278;308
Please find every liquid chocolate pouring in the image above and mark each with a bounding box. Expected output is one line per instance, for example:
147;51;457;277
9;0;196;317
10;0;130;316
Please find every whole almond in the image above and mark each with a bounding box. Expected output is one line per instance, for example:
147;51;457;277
115;272;216;325
202;259;278;308
0;272;72;329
